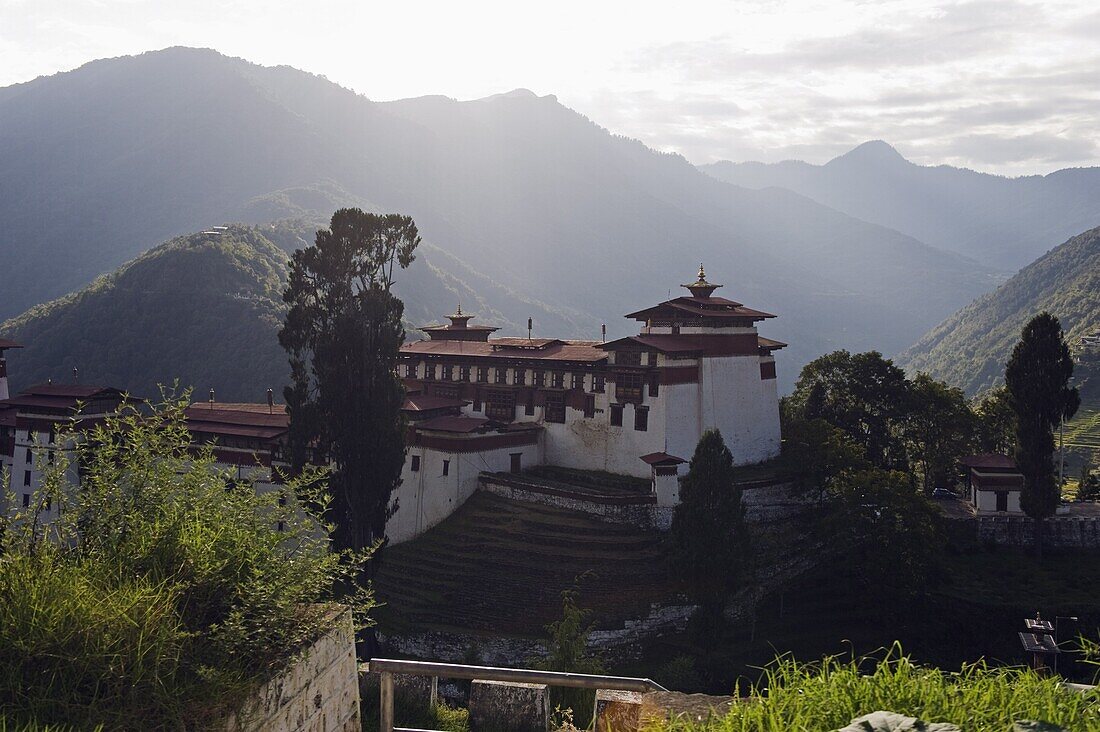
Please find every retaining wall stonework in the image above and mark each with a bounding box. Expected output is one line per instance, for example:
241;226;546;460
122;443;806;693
478;476;657;528
226;607;360;732
976;515;1100;548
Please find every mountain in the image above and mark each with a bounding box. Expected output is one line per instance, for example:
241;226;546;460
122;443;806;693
897;226;1100;394
700;141;1100;269
0;47;1002;391
0;222;577;401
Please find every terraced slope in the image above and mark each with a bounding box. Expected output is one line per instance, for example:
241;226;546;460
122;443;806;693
373;491;675;638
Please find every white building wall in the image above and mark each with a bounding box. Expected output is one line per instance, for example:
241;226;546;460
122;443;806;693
388;440;543;545
973;487;1022;514
699;355;781;464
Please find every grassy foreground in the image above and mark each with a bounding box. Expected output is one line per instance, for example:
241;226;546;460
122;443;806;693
659;648;1099;732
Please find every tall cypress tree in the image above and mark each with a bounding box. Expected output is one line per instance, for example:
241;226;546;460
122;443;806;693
279;209;420;550
1004;312;1079;557
671;429;750;605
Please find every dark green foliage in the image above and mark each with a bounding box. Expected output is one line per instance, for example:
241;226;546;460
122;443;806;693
780;415;870;503
787;351;913;471
532;589;606;727
1005;313;1080;554
904;374;977;493
280;208;419;549
900;226;1100;394
825;469;945;601
973;386;1016;454
0;396;369;730
671;430;750;603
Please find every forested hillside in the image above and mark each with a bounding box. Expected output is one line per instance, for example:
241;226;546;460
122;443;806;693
897;226;1100;394
701;141;1100;269
0;222;576;400
0;47;1001;391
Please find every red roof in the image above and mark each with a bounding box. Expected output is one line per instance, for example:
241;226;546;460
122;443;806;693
414;415;491;433
1;385;132;412
0;338;23;350
758;336;787;351
640;452;687;465
401;339;607;364
625;297;775;323
961;454;1017;471
402;394;469;412
184;403;289;440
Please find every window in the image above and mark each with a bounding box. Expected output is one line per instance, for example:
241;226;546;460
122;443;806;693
534;370;545;387
617;350;642;366
278;494;287;507
524;393;535;416
473;394;482;412
425;363;436;381
545;392;566;423
23;470;31;486
571;373;585;391
495;367;508;384
277;520;285;532
584;394;596;418
442;364;454;381
477;367;488;383
551;371;565;389
22;493;30;508
615;372;645;403
594;375;606;393
634;406;649;432
25;448;32;463
411;455;421;472
459;365;471;382
610;403;623;427
442;460;450;476
486;390;516;422
649;373;660;398
996;491;1008;512
510;453;522;473
514;368;526;386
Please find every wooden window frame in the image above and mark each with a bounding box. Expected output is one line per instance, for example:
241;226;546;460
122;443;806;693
593;374;606;393
583;394;596;418
571;373;585;391
610;403;623;427
495;367;508;385
545;392;566;423
485;390;516;422
477;367;488;383
634;405;649;432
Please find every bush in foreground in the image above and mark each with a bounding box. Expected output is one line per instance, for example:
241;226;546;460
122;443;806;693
660;646;1099;732
0;395;370;730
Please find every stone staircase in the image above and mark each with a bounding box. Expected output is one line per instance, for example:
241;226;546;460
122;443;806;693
374;491;674;639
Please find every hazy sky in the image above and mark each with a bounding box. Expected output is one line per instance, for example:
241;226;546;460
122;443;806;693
3;0;1098;175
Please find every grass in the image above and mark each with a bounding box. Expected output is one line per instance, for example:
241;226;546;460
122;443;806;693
656;647;1100;731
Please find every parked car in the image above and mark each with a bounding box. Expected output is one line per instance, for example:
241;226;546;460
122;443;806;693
931;487;956;499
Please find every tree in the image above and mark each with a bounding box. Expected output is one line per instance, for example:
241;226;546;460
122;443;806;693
1078;453;1100;501
279;209;420;550
781;416;869;504
905;373;976;494
1004;312;1080;557
973;385;1015;454
788;351;912;471
825;468;944;603
532;588;606;727
671;430;750;604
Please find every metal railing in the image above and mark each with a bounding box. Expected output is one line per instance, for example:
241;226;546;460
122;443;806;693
369;658;667;732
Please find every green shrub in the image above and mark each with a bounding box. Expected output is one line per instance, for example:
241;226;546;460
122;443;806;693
656;645;1100;732
0;394;371;730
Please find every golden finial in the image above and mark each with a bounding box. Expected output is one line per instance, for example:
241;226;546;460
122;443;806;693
697;263;706;282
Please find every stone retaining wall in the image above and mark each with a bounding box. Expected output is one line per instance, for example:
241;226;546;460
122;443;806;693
478;475;657;528
227;606;360;732
976;515;1100;548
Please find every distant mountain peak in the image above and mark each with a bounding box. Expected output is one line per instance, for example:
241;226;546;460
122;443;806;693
828;140;908;167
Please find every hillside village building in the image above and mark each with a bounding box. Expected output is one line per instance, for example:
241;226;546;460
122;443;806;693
2;267;786;546
390;267;784;543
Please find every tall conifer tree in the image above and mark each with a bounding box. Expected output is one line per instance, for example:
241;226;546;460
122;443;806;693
1004;312;1079;556
279;209;420;550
